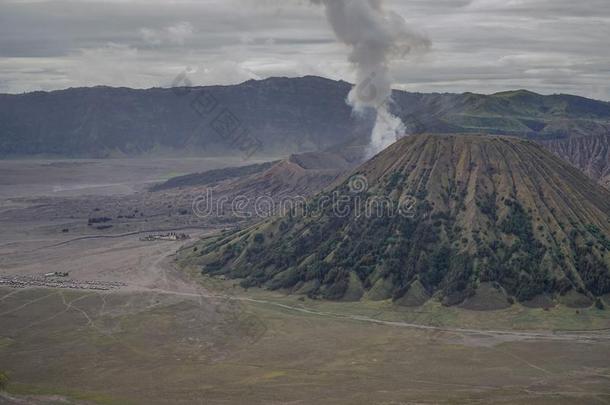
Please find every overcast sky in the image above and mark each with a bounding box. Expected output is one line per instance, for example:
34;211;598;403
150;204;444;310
1;0;609;100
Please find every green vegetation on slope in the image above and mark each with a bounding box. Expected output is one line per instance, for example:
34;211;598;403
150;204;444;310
0;371;8;391
187;134;610;307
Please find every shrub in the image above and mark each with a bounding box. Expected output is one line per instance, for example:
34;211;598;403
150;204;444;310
595;298;605;310
421;245;450;289
88;217;112;225
0;371;8;391
500;201;533;242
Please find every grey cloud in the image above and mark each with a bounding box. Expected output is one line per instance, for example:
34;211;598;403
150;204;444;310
0;0;608;101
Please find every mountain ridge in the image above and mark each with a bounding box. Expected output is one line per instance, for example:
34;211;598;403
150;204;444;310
2;76;610;158
5;77;609;104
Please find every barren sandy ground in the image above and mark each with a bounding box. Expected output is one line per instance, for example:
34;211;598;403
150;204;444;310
0;158;250;292
1;158;609;404
0;157;254;199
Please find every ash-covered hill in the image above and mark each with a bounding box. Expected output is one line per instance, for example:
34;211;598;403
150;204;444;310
151;145;365;197
2;76;610;158
186;134;610;308
149;161;279;192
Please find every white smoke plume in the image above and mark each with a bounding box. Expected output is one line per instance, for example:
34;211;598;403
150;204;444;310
310;0;430;156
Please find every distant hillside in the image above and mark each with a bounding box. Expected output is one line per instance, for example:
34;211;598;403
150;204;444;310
185;134;610;308
541;134;610;189
393;89;610;140
1;76;610;158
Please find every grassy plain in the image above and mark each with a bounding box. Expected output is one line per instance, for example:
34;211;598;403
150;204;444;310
2;271;609;404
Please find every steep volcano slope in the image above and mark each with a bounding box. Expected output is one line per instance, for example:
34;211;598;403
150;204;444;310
541;133;610;190
189;134;610;306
